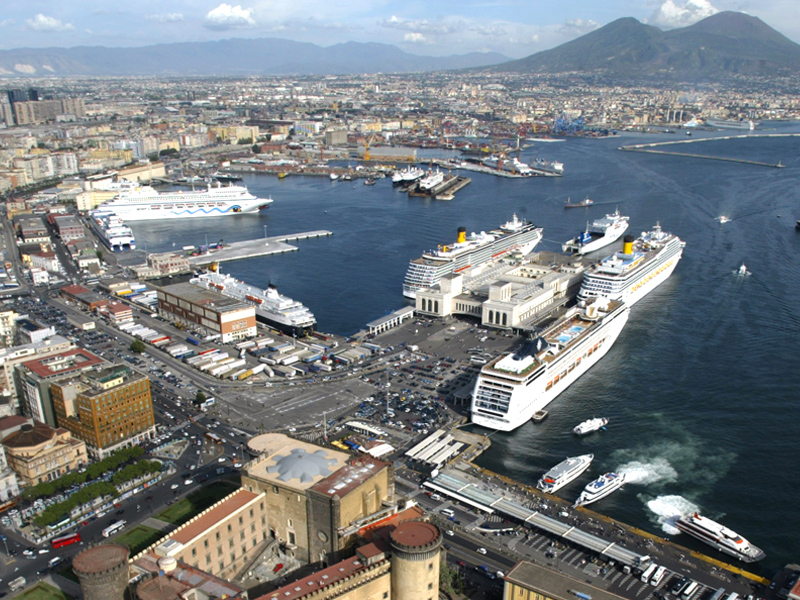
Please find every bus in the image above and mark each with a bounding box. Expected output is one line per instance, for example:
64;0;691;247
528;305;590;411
640;563;658;583
102;520;126;538
206;432;223;444
51;532;82;549
650;566;668;586
46;516;71;532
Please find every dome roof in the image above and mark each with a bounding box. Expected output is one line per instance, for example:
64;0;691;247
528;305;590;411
267;448;337;483
3;422;55;448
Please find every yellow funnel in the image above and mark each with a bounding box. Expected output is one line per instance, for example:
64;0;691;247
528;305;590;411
623;235;634;255
457;227;467;244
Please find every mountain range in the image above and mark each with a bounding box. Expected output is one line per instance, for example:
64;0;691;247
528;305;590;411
494;12;800;80
0;39;510;77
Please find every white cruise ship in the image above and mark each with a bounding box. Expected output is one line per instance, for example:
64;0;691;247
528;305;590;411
704;118;756;130
676;513;765;562
482;155;533;176
97;181;272;221
537;454;594;493
403;215;542;299
89;210;136;252
392;166;425;186
418;168;445;191
190;270;315;337
563;210;630;255
470;297;629;431
574;472;625;507
578;224;684;307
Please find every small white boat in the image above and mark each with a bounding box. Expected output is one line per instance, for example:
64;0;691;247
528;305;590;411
736;263;751;277
716;215;730;223
573;417;609;436
330;172;339;181
574;472;626;507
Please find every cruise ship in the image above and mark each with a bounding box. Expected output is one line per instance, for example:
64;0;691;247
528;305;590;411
89;210;136;252
578;224;684;307
97;181;272;221
470;297;629;431
537;454;594;493
676;513;766;562
482;155;533;176
403;215;542;299
563;210;630;255
190;270;315;337
418;168;445;191
704;118;756;130
392;166;425;186
574;472;625;507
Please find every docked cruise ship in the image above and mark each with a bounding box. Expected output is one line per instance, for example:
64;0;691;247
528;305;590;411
403;215;542;299
97;181;272;221
190;270;315;337
563;210;630;255
676;513;766;562
578;224;684;307
482;155;534;176
470;297;629;431
392;166;425;186
89;210;136;252
704;118;756;130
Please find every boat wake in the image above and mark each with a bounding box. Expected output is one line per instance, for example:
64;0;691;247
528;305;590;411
616;457;678;485
644;495;701;536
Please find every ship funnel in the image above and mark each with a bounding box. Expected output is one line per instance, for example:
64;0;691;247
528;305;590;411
623;235;635;255
457;227;467;244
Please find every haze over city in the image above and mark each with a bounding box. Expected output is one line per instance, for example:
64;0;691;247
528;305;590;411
1;0;798;58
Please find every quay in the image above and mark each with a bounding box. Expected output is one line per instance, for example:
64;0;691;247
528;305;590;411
619;134;793;168
408;175;471;200
186;230;332;266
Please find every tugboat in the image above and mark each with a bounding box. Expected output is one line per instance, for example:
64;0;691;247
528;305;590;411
564;197;593;208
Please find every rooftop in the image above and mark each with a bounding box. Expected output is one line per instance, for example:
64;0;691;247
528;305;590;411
134;555;246;600
168;488;261;546
390;521;440;549
73;544;129;574
310;455;390;498
505;560;626;600
253;553;378;600
20;347;104;379
159;282;253;314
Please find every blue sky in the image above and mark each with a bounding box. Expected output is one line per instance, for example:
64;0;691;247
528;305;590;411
0;0;795;58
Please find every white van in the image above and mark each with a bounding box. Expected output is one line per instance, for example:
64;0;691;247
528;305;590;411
441;508;455;517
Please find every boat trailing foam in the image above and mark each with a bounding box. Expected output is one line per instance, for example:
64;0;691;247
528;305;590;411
645;495;701;536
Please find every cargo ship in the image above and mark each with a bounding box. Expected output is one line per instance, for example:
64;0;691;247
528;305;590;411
402;214;542;299
190;270;315;337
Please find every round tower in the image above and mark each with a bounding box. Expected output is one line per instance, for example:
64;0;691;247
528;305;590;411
390;521;442;600
72;544;130;600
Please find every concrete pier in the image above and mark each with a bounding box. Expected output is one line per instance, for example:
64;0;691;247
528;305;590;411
187;230;332;266
619;134;792;168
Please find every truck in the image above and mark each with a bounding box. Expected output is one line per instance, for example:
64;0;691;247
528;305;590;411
167;344;190;357
186;336;200;346
9;576;26;592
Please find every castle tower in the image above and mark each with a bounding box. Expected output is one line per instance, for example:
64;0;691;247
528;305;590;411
390;521;442;600
72;544;130;600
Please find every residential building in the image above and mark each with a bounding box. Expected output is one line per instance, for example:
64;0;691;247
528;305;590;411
17;216;50;244
16;347;106;427
242;433;395;565
102;302;133;325
14;318;56;345
2;420;88;486
29;251;60;273
50;364;156;459
0;445;20;503
53;215;85;241
0;309;17;348
147;252;190;276
157;283;256;343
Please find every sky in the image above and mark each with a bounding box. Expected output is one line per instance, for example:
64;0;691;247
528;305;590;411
0;0;797;58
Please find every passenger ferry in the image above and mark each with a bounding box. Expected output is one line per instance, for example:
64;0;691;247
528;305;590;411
574;472;626;507
563;210;629;255
97;181;272;221
403;214;542;299
89;210;136;252
537;454;594;493
470;297;629;432
676;513;765;562
578;224;684;307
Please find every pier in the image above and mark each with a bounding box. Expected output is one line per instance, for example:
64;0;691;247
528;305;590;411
187;230;332;266
619;134;794;168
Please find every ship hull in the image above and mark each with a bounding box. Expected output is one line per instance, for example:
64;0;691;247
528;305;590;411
254;311;314;338
676;519;766;563
470;306;629;432
564;224;628;255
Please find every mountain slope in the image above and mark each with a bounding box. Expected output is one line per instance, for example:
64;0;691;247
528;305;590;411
0;39;510;77
492;11;800;79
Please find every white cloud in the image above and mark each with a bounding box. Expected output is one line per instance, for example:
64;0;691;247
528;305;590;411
649;0;719;29
403;32;428;44
204;4;256;31
0;19;15;27
146;13;184;23
380;15;462;35
25;14;74;32
559;19;600;36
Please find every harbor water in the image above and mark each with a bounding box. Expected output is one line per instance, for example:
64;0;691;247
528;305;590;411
130;124;800;571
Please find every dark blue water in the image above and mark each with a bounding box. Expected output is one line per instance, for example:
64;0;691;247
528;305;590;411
132;124;800;571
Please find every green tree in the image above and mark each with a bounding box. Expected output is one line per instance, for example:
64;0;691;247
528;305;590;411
195;390;207;406
252;143;261;154
96;249;103;261
130;339;146;354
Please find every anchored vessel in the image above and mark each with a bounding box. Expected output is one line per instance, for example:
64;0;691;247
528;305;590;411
537;454;594;493
574;472;625;507
573;417;609;436
190;270;315;337
470;297;629;432
704;118;756;130
578;224;684;307
89;210;136;252
482;155;534;176
676;513;766;562
392;166;425;186
563;210;630;254
403;214;542;299
97;181;272;221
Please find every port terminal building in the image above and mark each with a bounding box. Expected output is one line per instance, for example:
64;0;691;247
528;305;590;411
157;282;256;343
415;252;589;331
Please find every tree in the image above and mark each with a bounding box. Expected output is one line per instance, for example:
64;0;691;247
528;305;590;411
195;390;207;406
252;143;261;154
96;249;103;261
130;339;146;354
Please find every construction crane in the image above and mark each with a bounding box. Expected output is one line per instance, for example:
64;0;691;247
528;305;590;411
362;133;377;161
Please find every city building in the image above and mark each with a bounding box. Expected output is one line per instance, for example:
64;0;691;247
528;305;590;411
157;282;256;343
16;347;106;427
146;252;191;276
2;420;88;486
73;544;130;600
0;335;73;418
0;445;20;503
503;560;627;600
0;309;18;348
132;555;247;600
242;433;395;565
14;318;56;345
50;364;156;459
53;215;85;241
60;284;109;312
133;488;268;580
101;302;133;325
17;216;50;244
252;520;442;600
